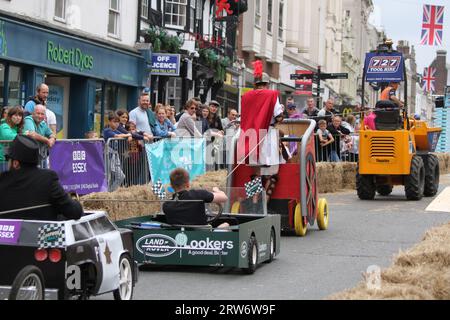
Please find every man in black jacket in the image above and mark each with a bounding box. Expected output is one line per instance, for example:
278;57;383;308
326;116;351;162
0;135;83;221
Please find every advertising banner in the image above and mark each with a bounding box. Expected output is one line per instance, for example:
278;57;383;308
364;52;404;82
295;70;313;96
145;138;205;185
47;85;64;138
49;140;107;195
0;221;22;245
151;53;181;76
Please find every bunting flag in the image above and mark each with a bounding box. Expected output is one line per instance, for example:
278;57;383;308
151;179;166;200
420;4;444;46
422;67;436;93
244;177;264;198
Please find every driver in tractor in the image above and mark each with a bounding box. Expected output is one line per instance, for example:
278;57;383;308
380;81;404;109
162;168;232;229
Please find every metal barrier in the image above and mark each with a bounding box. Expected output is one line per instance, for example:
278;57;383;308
105;138;151;192
314;133;359;163
0;140;11;173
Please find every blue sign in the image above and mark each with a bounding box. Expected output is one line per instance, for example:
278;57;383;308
47;85;64;136
364;52;404;82
145;138;205;185
151;53;181;76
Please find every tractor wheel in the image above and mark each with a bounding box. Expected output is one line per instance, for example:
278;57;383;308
317;198;329;230
356;169;376;200
404;156;425;200
231;202;240;214
376;185;393;196
423;154;440;197
294;204;308;237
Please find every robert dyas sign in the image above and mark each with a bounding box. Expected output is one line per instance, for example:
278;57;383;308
136;233;234;258
47;41;94;72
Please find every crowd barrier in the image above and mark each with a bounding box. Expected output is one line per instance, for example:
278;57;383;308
314;133;359;163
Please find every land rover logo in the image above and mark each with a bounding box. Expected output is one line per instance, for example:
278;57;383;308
240;241;248;258
136;234;177;257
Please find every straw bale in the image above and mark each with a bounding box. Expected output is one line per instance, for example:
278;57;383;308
317;162;344;193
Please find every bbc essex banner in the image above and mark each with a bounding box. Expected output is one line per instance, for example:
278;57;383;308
49;140;107;195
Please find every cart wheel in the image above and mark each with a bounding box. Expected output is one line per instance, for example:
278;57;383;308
267;229;276;263
231;202;240;215
113;254;134;301
317;198;329;230
294;204;308;237
243;236;258;274
9;265;45;300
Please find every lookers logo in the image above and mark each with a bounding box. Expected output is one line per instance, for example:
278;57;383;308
136;234;234;258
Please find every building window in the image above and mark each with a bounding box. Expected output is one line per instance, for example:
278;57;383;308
141;0;149;19
189;0;196;32
165;0;187;28
167;78;182;111
54;0;66;21
267;0;273;34
8;66;21;107
196;0;202;20
255;0;261;28
108;0;120;37
278;0;284;39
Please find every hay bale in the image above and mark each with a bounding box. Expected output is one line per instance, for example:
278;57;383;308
327;222;450;300
341;162;357;190
191;170;227;189
317;162;344;193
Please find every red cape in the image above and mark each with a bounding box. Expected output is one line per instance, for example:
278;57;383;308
237;89;279;163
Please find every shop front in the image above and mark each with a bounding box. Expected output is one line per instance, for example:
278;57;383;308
0;15;145;138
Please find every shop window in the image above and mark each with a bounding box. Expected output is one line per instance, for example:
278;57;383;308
117;86;128;109
104;84;118;117
167;78;182;112
0;63;4;106
54;0;66;21
94;82;104;137
108;0;121;37
8;66;21;107
165;0;187;28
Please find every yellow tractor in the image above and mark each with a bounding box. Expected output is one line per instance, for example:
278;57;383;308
357;42;442;200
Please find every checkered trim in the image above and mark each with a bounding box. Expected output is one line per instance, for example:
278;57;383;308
37;223;66;249
245;177;264;198
152;179;166;200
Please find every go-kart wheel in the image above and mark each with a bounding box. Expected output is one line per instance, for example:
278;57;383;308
113;254;134;300
243;236;258;274
317;198;329;230
294;203;307;237
9;265;45;300
267;229;276;263
231;202;240;215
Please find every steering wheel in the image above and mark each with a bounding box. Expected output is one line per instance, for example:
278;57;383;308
206;204;223;225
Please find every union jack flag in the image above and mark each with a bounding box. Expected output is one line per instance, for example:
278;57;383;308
420;5;445;46
422;67;436;93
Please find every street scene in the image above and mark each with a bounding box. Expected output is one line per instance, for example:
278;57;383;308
0;0;450;308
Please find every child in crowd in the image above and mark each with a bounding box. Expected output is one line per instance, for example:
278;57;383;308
103;113;132;141
85;131;99;139
317;119;334;147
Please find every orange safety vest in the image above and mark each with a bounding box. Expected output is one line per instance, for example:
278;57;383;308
380;86;395;101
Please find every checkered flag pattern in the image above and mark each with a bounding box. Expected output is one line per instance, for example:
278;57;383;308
37;223;66;249
245;177;264;198
152;179;166;200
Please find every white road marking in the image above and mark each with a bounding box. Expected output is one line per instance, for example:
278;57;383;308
426;187;450;213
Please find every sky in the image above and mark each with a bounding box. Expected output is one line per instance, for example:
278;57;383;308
371;0;450;73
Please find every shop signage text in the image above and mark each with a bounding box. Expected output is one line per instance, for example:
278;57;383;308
47;41;94;72
151;53;180;76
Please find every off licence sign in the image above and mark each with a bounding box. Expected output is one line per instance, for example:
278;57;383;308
151;53;181;76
